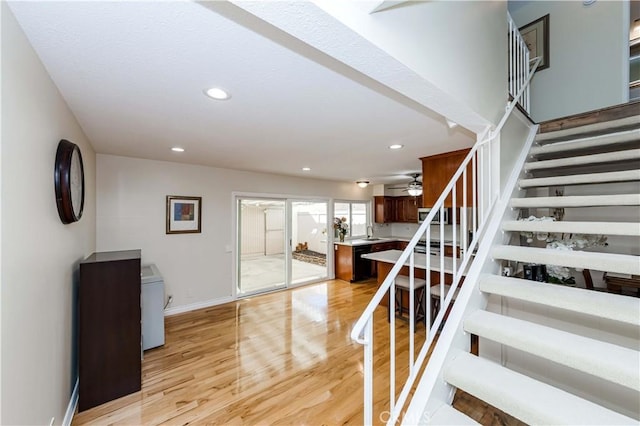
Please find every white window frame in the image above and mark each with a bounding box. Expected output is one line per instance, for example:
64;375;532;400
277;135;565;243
333;200;371;239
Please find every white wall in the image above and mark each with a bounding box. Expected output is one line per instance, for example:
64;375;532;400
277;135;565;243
314;0;509;125
96;154;371;312
510;1;629;122
1;4;96;424
500;110;534;191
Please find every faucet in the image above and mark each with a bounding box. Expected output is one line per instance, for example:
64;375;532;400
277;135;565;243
366;225;374;239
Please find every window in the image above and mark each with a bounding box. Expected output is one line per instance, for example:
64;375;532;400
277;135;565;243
334;201;370;238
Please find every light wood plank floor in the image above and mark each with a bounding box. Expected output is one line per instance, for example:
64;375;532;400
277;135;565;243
72;279;520;425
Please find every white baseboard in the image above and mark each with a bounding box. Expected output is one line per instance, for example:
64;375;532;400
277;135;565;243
63;379;79;426
164;296;234;316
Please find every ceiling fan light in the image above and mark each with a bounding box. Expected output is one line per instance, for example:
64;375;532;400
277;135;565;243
407;182;422;196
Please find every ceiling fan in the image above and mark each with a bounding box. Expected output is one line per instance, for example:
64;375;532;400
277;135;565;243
388;173;423;196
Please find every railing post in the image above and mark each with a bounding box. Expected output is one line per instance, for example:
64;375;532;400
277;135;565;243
364;318;373;426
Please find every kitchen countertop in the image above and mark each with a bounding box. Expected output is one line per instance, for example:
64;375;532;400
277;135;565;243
334;237;407;247
334;236;455;247
362;249;467;275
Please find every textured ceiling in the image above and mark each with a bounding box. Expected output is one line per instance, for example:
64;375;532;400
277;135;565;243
8;1;474;185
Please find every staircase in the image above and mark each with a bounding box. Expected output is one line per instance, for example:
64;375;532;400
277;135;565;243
414;115;640;424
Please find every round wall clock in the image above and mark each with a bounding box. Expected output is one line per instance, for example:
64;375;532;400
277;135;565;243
54;139;85;224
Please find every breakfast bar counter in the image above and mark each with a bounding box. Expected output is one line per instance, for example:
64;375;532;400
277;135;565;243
362;249;466;309
361;249;459;275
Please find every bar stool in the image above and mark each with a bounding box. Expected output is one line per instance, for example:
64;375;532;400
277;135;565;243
430;284;461;323
387;275;427;325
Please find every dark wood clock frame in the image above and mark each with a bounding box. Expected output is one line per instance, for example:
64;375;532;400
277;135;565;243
54;139;85;224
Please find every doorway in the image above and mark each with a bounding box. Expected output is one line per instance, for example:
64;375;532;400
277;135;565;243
237;197;329;296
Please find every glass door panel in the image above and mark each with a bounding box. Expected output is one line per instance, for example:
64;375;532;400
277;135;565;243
291;201;328;285
238;198;286;295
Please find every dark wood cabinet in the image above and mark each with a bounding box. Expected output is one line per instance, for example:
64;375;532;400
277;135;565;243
335;241;405;282
374;195;421;223
374;196;395;223
401;196;421;222
79;250;141;411
421;148;473;208
335;244;372;282
334;244;354;282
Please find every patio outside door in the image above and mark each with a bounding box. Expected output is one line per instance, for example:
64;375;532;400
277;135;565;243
291;201;328;285
238;199;286;295
237;197;329;296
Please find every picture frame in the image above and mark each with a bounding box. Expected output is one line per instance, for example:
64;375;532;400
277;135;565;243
166;195;202;234
519;14;550;72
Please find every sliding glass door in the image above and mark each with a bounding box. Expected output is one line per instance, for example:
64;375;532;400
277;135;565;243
291;201;328;285
238;199;287;295
237;197;329;296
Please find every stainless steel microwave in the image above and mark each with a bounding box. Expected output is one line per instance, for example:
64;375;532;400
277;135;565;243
417;207;449;224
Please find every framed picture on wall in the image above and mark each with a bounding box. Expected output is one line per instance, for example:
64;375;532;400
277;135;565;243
520;14;550;72
166;195;202;234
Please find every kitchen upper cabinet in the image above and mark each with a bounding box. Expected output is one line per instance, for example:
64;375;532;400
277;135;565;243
374;196;395;223
421;148;473;208
401;196;421;222
374;195;421;223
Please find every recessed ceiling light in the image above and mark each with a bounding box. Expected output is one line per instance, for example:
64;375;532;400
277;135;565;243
204;87;230;100
171;147;185;152
389;144;404;150
302;167;311;172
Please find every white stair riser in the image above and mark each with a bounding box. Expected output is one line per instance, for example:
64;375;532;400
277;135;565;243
464;311;640;391
536;116;640;143
531;129;640;156
502;220;640;236
445;352;638;425
479;276;640;327
519;170;640;188
491;245;640;276
525;149;640;171
510;194;640;208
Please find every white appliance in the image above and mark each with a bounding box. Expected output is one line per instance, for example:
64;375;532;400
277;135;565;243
141;263;165;350
417;207;449;224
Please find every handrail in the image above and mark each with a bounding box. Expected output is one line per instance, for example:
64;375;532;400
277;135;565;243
351;55;541;344
350;12;540;425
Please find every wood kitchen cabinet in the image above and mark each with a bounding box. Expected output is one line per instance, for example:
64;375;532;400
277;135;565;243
334;244;354;282
374;196;394;223
401;196;422;222
335;241;404;282
421;148;473;208
335;244;374;282
79;250;141;411
374;195;422;223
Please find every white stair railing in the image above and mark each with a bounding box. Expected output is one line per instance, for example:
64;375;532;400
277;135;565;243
508;12;531;113
350;13;541;425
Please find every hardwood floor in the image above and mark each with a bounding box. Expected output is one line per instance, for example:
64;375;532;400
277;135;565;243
72;279;514;425
72;280;414;425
